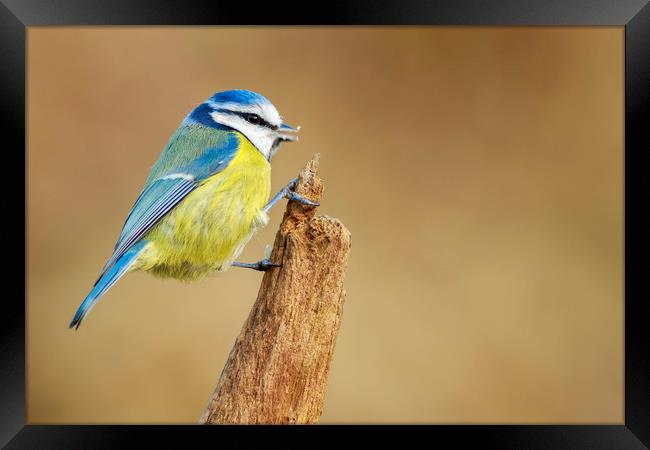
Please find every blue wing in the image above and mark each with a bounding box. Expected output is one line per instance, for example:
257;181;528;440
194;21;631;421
94;135;239;284
96;176;196;282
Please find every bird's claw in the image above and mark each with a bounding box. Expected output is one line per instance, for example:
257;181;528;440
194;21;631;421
232;258;280;272
282;177;320;207
254;258;281;272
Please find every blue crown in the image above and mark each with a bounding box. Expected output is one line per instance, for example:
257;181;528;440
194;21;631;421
209;89;271;106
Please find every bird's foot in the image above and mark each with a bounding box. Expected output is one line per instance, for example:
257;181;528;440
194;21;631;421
232;258;280;272
284;177;320;207
263;177;320;213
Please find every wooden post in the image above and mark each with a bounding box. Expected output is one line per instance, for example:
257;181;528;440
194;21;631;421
200;154;351;424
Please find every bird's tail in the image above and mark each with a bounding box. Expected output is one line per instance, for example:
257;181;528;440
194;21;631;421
69;240;147;329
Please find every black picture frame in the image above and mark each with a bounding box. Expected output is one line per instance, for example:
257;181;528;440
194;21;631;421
3;0;648;448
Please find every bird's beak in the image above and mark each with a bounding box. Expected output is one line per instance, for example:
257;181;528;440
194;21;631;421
277;123;300;142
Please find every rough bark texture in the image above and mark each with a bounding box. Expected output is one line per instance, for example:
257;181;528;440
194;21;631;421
200;154;351;424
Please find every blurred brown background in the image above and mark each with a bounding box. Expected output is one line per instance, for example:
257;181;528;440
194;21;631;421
27;27;623;423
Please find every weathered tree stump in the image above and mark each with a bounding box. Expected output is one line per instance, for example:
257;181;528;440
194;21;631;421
200;154;351;424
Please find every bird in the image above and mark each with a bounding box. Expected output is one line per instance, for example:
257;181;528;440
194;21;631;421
69;89;318;329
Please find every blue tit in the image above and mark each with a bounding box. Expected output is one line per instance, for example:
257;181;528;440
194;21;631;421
70;89;318;329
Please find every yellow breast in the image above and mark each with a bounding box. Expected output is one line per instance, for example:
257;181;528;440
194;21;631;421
136;134;271;280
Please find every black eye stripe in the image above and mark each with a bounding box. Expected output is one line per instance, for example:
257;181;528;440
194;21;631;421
215;108;277;130
244;113;260;124
241;113;276;130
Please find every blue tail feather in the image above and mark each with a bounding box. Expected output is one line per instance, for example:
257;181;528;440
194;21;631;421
70;240;147;329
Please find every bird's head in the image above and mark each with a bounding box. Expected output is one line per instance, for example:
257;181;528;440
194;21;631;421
196;89;299;161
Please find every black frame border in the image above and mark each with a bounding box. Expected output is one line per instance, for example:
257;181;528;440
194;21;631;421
3;0;649;448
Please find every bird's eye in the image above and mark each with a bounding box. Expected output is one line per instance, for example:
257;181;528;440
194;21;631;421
245;114;261;125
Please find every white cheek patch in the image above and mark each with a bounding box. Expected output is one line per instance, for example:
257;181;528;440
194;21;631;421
209;110;238;129
210;110;275;160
